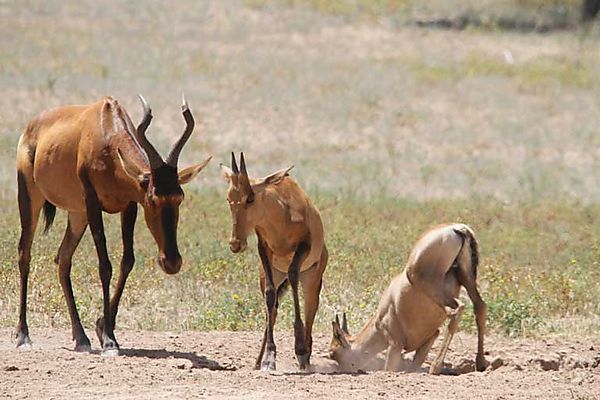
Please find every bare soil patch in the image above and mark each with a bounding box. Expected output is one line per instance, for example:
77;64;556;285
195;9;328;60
0;328;598;399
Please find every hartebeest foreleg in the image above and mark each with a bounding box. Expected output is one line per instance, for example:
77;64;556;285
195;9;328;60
15;172;44;348
95;202;138;341
81;172;118;355
56;212;90;351
287;241;311;369
255;270;287;370
430;300;464;374
257;237;279;371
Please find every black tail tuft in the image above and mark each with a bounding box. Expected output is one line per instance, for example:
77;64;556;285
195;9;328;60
42;201;56;234
454;226;479;279
468;231;479;279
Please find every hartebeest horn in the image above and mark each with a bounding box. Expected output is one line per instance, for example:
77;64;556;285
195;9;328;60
165;93;195;168
136;94;164;170
342;312;349;334
231;152;239;174
240;152;248;175
238;152;254;193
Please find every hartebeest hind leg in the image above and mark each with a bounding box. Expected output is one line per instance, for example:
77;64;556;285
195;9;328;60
288;241;311;370
95;202;137;342
56;212;90;351
15;171;45;348
81;171;118;355
457;277;488;370
299;246;328;366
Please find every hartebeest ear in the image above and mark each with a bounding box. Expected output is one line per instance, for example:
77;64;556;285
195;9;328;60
252;166;294;193
178;156;213;185
117;148;149;184
220;163;235;182
332;318;350;348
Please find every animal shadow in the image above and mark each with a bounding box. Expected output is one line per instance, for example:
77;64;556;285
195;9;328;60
120;348;237;371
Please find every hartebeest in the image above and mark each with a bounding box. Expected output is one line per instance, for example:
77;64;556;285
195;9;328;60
329;224;488;374
221;153;328;371
15;95;211;355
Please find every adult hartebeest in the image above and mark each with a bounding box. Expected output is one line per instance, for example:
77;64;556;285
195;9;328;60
221;153;328;371
329;224;488;374
15;95;211;355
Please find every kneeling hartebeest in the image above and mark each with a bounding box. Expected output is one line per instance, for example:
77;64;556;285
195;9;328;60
15;95;211;355
221;153;328;371
329;224;488;374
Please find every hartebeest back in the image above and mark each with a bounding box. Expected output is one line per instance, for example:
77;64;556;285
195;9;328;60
15;95;211;355
221;153;328;370
329;224;488;374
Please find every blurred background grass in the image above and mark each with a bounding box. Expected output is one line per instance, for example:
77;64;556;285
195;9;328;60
0;0;599;340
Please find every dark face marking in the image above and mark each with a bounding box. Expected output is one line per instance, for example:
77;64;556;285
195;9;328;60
151;164;183;196
143;166;184;274
161;204;179;259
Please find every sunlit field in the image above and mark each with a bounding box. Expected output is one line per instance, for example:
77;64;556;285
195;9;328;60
1;0;599;340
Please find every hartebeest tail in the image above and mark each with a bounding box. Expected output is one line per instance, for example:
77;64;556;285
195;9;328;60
15;95;211;355
329;223;488;374
221;153;328;371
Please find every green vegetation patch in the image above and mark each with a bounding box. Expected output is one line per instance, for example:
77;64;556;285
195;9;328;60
0;190;598;339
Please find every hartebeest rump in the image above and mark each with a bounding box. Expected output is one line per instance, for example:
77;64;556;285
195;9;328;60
15;95;211;355
329;224;488;374
221;153;328;370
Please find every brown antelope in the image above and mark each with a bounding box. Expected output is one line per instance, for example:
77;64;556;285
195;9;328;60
15;95;211;355
329;224;488;374
221;153;328;371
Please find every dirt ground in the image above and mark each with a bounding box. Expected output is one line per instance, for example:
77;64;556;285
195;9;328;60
0;328;597;399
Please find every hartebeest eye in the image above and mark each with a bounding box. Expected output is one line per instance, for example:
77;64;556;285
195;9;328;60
246;194;254;205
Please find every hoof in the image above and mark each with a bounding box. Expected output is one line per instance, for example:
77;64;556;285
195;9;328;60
261;360;276;371
101;347;119;357
74;343;92;353
429;363;443;375
100;335;119;357
296;353;310;370
476;356;489;372
16;333;32;350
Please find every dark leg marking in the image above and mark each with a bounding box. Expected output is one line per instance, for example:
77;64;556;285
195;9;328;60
287;241;310;370
257;237;278;371
80;169;118;355
96;202;137;341
15;171;36;348
56;212;90;351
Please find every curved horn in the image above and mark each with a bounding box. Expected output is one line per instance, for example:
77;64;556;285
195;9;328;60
165;93;195;168
136;94;164;169
231;152;239;174
240;152;248;176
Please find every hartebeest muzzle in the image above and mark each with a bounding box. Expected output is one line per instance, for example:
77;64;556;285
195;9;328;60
158;252;182;274
229;238;247;253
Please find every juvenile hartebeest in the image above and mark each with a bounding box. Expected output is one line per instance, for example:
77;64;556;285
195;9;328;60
329;224;488;374
15;95;211;355
221;153;328;371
